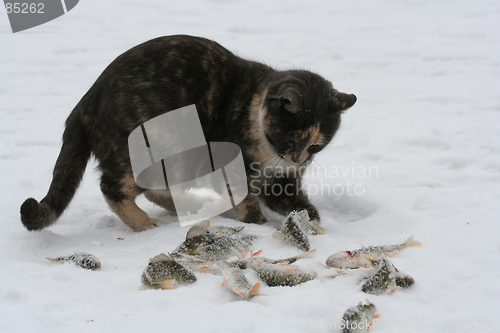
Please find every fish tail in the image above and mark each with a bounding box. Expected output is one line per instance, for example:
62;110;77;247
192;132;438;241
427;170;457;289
158;279;177;289
403;236;422;248
249;281;265;297
45;257;56;263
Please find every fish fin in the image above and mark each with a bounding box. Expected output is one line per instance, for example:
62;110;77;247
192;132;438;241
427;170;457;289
230;248;244;259
177;253;205;262
252;250;263;257
309;220;326;235
300;249;316;259
389;286;402;293
186;225;208;240
272;231;285;242
403;235;422;247
199;220;210;227
360;254;376;269
280;264;298;271
158;279;177;290
198;266;211;271
386;251;399;256
232;287;242;294
221;280;226;288
234;226;245;232
249;282;263;297
373;314;381;319
45;257;56;263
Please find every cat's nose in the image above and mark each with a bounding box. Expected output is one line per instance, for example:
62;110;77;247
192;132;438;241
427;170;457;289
291;152;305;163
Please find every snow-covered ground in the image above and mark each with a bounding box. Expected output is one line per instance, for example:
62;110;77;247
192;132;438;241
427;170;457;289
1;1;499;332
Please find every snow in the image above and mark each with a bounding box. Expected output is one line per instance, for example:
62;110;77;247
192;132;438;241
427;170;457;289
1;0;500;332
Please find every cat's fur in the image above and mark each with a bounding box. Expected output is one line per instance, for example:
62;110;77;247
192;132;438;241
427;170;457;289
20;35;356;232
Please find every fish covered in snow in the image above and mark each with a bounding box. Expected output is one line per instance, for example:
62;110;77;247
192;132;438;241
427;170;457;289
326;251;375;270
326;236;421;269
292;209;325;235
247;259;317;287
360;257;416;295
221;265;265;300
357;236;421;257
171;221;255;260
46;252;101;270
250;249;316;265
272;211;310;251
141;253;197;289
341;299;379;333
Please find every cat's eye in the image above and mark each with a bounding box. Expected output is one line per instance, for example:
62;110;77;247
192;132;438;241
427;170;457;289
307;145;322;154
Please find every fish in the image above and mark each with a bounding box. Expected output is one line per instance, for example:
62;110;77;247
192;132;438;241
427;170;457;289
272;212;310;251
221;265;265;300
341;299;379;333
247;259;318;287
326;251;375;269
46;252;101;270
360;258;401;295
293;210;326;235
357;236;422;257
141;253;197;289
326;236;421;269
185;220;245;239
251;249;316;265
172;221;255;260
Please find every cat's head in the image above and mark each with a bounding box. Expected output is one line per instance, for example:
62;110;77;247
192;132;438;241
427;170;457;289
261;70;356;164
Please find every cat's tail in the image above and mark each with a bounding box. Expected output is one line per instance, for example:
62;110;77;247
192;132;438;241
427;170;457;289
20;106;92;230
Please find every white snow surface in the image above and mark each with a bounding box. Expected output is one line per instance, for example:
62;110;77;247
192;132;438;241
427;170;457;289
1;1;500;332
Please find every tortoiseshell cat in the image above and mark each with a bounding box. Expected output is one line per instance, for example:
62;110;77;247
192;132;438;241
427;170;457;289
20;35;356;232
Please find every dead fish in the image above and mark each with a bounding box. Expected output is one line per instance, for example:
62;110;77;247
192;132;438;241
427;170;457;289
251;249;316;265
357;236;422;257
326;251;375;269
172;221;255;260
293;210;326;235
272;212;310;251
221;265;265;300
185;220;245;239
46;252;101;270
361;258;401;295
247;259;317;287
141;253;197;290
342;299;379;333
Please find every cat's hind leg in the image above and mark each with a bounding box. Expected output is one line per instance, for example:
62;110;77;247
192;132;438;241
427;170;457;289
144;190;177;213
101;172;160;231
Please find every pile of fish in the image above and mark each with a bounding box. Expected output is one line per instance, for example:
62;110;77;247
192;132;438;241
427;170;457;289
140;215;320;299
44;209;423;331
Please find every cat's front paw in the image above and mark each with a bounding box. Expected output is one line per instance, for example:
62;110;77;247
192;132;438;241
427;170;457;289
133;218;160;232
307;209;320;222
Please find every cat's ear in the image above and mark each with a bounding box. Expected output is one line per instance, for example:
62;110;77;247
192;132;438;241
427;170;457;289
332;91;357;111
278;96;300;114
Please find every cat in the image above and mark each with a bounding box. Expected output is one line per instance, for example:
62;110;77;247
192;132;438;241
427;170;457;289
20;34;356;232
